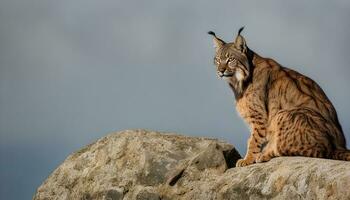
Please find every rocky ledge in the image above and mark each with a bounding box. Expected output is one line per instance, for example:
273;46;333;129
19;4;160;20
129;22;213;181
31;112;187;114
33;130;350;200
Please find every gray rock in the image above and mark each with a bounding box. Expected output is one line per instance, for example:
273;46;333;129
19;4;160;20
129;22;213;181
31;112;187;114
135;189;160;200
33;129;350;200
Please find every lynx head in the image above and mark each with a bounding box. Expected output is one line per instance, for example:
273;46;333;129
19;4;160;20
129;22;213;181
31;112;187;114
208;27;251;97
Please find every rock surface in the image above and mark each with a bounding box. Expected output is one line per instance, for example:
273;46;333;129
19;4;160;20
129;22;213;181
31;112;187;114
33;130;350;200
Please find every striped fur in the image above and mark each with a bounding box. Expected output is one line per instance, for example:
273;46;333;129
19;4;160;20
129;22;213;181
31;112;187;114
209;28;350;167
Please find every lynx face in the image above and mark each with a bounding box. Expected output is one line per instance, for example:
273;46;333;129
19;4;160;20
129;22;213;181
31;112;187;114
214;45;249;83
209;28;251;97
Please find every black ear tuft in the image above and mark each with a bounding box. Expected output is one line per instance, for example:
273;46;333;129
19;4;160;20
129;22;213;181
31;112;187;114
208;31;216;37
238;26;245;35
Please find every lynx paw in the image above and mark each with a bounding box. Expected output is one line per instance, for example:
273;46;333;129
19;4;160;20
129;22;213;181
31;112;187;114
256;154;273;163
235;158;254;167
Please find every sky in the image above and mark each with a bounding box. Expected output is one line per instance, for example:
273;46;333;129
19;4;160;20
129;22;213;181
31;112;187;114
1;0;350;199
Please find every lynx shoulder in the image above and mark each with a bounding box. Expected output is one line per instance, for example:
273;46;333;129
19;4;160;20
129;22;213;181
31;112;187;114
208;27;350;167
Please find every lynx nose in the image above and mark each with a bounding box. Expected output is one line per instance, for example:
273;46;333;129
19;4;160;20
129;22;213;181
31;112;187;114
218;71;224;77
218;68;225;77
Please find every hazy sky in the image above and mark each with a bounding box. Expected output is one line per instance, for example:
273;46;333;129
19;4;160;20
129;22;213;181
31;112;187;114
1;0;350;199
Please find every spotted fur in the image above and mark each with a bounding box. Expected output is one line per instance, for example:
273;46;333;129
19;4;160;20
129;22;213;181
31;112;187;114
209;27;350;167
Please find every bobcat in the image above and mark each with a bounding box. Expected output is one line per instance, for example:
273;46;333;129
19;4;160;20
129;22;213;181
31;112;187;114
208;27;350;167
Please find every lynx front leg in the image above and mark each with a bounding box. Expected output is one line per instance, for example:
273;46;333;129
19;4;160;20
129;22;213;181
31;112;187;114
236;128;266;167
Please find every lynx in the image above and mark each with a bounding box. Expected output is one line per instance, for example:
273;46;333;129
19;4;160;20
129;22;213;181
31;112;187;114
208;27;350;167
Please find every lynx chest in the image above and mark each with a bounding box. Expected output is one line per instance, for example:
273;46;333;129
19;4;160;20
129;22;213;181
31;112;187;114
235;85;266;125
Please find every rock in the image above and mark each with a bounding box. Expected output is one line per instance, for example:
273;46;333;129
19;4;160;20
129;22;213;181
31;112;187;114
33;129;350;200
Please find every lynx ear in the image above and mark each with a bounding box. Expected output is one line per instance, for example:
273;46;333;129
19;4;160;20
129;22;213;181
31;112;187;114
208;31;225;51
234;27;247;53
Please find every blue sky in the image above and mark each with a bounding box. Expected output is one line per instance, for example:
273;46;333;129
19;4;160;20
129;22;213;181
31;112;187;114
1;0;350;199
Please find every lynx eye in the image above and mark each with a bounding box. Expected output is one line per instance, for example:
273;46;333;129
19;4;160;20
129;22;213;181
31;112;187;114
228;58;236;64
